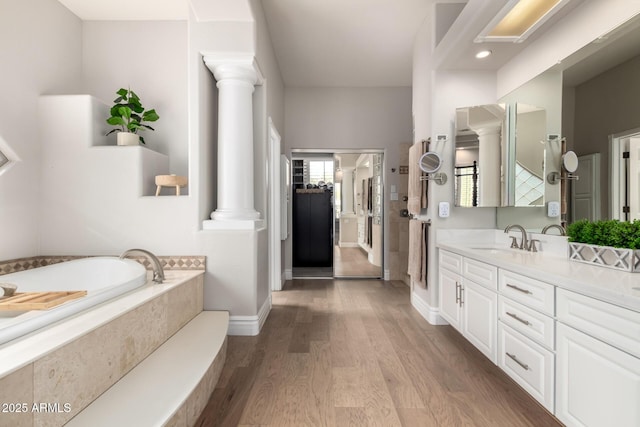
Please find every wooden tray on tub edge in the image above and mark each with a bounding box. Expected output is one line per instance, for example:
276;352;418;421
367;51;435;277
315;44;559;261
0;291;87;310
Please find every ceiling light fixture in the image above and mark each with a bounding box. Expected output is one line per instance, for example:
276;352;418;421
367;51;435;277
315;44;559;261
475;0;571;43
475;50;492;59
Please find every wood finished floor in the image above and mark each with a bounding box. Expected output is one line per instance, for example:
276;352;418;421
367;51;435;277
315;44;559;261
195;279;562;427
334;246;382;277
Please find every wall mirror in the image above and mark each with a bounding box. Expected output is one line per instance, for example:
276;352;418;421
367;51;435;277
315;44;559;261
454;102;549;208
562;15;640;223
510;103;547;207
454;104;506;207
418;151;443;173
562;151;579;173
496;13;640;228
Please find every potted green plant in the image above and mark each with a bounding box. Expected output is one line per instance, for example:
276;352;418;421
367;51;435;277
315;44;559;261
106;88;159;146
567;219;640;272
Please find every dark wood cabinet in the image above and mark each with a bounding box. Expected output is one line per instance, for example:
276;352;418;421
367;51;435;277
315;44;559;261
293;190;333;267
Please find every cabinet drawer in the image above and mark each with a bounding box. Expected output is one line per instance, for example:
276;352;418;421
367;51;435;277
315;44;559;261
439;250;462;274
498;323;554;412
557;289;640;358
498;270;554;315
463;258;497;291
499;296;554;350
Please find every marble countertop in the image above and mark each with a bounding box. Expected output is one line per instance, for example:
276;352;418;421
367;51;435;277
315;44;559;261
437;241;640;313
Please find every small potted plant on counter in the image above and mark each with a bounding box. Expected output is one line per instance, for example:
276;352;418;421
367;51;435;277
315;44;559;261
567;219;640;272
106;88;159;145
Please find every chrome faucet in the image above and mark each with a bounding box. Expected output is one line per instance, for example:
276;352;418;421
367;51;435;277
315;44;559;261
120;249;165;284
504;224;529;251
0;283;17;297
541;224;566;236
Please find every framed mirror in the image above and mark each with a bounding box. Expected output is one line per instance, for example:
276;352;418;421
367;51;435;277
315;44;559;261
562;151;578;173
418;151;443;173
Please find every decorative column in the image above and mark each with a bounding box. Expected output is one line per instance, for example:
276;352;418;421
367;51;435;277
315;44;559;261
202;53;263;228
476;126;502;207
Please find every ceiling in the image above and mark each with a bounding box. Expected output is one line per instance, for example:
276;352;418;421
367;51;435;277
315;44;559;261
260;0;432;87
56;0;189;20
55;0;640;89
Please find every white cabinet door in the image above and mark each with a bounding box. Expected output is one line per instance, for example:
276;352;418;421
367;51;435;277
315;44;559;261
463;280;497;363
556;323;640;427
439;268;462;331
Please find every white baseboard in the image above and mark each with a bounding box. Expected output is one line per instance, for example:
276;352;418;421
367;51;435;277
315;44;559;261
384;269;390;280
411;292;449;326
284;269;292;280
280;271;287;288
228;295;272;336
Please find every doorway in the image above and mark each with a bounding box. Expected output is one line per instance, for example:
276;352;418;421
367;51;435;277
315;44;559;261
291;150;383;279
609;128;640;221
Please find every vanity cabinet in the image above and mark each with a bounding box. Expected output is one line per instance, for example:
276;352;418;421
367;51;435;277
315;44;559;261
438;250;497;363
497;270;556;412
439;266;463;330
556;289;640;427
437;242;640;426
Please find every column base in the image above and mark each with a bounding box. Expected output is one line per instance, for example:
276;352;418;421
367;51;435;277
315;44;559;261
202;219;265;230
210;208;260;221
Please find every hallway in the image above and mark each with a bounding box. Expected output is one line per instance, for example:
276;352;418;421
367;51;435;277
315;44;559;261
196;279;561;426
334;246;382;277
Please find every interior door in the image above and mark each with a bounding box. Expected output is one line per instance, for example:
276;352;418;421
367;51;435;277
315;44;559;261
571;153;601;222
629;137;640;220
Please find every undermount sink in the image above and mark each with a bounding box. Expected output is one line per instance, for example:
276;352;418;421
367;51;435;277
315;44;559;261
468;247;519;254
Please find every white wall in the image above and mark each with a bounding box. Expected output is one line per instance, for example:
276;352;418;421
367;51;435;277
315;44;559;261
412;9;496;314
82;21;189;180
250;0;285;312
38;95;200;256
0;0;82;260
284;86;413;275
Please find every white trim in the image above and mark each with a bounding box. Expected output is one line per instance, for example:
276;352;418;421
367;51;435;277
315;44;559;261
280;271;287;288
610;134;623;220
411;292;449;326
268;118;283;291
284;269;293;280
610;128;640;220
384;269;390;281
228;296;272;336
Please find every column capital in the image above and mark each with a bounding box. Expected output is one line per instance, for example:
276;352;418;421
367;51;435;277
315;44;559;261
202;53;264;85
475;125;502;137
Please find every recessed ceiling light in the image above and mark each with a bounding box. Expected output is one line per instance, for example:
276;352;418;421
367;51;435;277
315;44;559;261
475;0;571;43
475;50;492;59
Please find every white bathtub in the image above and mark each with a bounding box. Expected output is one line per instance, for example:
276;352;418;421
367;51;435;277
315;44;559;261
0;257;147;346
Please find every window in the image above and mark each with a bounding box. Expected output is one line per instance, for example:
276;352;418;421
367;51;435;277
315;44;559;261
0;150;7;169
0;135;16;175
308;160;334;185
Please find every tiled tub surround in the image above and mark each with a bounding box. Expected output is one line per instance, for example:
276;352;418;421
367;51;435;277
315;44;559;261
0;257;147;346
0;255;206;275
0;269;206;427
